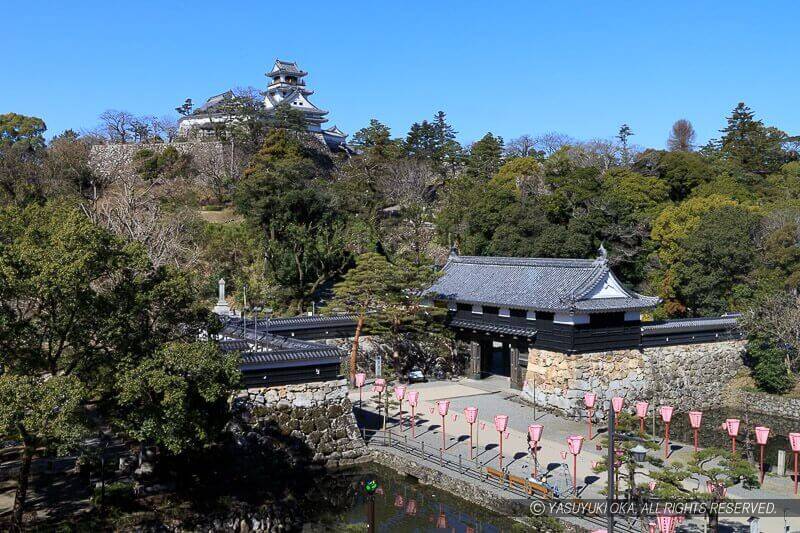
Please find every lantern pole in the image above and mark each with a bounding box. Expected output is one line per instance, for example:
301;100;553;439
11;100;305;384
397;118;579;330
441;413;446;455
383;387;388;431
499;428;503;470
584;393;596;440
791;433;800;495
725;418;740;454
494;415;509;470
689;411;702;452
754;426;769;484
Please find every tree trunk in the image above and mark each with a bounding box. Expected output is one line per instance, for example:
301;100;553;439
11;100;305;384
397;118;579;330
12;443;33;531
349;315;365;384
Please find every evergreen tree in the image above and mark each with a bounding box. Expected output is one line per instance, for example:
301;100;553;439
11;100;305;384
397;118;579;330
351;119;404;159
465;133;504;180
326;252;397;382
719;102;794;174
617;123;634;166
432;111;462;177
404;112;462;179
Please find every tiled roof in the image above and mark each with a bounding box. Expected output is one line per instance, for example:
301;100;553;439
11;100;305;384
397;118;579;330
220;325;344;370
449;318;537;337
240;350;342;369
268;60;307;77
427;254;659;313
195;90;235;113
641;317;739;335
224;314;358;332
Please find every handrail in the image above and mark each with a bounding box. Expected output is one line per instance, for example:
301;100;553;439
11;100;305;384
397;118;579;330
361;426;641;533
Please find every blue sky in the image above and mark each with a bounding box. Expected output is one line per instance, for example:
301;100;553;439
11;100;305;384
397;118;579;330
4;1;799;148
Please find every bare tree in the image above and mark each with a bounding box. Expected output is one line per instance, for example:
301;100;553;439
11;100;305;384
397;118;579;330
379;159;437;208
743;293;800;375
505;134;537;158
156;115;179;142
92;167;199;268
98;110;136;143
533;132;575;156
667;119;696;151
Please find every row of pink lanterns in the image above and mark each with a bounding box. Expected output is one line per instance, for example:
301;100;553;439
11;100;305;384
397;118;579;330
583;392;800;493
594;513;684;533
364;376;800;495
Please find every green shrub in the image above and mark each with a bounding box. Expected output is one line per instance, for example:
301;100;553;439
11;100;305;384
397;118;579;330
747;335;795;394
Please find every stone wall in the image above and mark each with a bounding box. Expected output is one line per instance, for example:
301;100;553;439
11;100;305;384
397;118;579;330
522;340;746;418
234;378;368;468
89;141;233;191
729;389;800;420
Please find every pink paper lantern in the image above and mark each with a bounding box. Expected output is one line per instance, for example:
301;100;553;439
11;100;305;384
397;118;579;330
725;418;740;437
405;499;417;516
648;480;657;491
790;432;800;452
656;513;677;533
406;390;419;407
754;426;770;446
560;451;567;460
636;401;649;419
373;378;386;392
464;406;478;424
437;400;450;416
659;405;674;423
494;414;509;432
688;411;703;429
528;424;543;443
394;385;407;400
394;494;404;508
355;373;366;387
611;396;624;414
567;435;584;455
591;460;599;469
583;392;597;409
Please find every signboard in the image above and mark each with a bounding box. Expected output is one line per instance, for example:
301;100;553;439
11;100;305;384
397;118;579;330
374;354;382;377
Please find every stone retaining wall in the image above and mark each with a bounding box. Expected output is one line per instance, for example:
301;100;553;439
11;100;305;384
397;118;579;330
730;389;800;420
235;378;368;468
523;341;746;418
89;141;234;201
371;451;583;532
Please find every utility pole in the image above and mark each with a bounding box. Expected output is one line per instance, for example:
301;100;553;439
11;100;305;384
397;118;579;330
608;405;616;533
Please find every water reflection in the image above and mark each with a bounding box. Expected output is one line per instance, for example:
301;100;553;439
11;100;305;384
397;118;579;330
332;467;514;532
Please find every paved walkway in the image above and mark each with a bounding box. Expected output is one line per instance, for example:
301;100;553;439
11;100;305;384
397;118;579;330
352;378;800;532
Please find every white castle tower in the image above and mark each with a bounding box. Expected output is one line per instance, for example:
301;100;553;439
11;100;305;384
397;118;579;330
178;59;347;150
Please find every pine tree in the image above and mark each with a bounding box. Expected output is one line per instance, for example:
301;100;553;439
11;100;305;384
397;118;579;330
617;124;634;165
326;252;396;382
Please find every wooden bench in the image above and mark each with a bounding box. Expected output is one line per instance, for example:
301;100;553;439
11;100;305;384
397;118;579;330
507;474;553;499
485;466;505;487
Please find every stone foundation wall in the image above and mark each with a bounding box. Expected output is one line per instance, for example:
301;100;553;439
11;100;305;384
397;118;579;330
89;141;233;196
235;378;368;468
729;389;800;420
523;340;746;418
